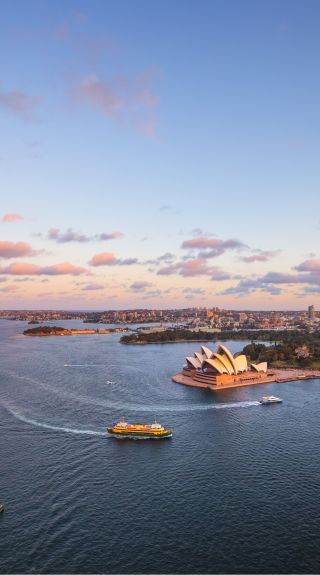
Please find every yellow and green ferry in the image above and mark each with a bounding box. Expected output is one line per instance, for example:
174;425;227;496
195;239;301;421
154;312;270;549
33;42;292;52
107;420;172;439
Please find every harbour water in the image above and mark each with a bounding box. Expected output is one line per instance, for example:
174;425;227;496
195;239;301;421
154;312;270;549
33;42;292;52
1;319;320;573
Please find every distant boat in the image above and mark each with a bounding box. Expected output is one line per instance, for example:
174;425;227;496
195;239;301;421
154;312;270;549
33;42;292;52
259;395;283;405
107;420;172;439
0;503;4;513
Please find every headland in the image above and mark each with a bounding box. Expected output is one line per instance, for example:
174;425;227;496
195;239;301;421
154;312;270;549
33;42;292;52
172;368;320;391
120;328;275;345
172;343;320;391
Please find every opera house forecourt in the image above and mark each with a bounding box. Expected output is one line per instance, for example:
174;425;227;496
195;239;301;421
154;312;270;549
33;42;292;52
172;344;320;391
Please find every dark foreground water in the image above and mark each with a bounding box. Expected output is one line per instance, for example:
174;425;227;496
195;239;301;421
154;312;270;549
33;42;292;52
1;320;320;573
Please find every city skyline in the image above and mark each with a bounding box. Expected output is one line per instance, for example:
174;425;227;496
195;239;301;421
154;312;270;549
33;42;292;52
1;0;320;310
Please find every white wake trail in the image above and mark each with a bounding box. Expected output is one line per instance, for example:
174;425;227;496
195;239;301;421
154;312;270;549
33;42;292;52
64;364;106;368
121;400;260;412
3;400;260;439
207;400;260;410
5;407;105;436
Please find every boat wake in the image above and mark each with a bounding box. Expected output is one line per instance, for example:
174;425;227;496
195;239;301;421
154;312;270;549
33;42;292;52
117;400;260;412
4;406;105;437
2;399;260;439
1;368;260;413
205;400;260;410
64;364;106;368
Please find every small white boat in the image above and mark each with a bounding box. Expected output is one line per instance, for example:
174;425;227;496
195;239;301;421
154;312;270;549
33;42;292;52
259;395;283;405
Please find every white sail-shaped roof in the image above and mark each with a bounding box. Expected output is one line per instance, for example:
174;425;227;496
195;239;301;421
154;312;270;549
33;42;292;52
203;358;227;375
211;352;234;375
194;352;205;365
234;355;248;373
186;356;202;369
251;362;267;373
201;345;213;359
185;343;259;377
217;344;238;374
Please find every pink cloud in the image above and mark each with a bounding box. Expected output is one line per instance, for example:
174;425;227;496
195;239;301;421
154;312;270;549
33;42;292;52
181;237;246;257
0;262;88;275
137;90;158;108
0;284;19;293
120;258;138;265
220;264;320;297
81;283;104;291
241;250;281;263
2;213;25;223
14;277;35;282
242;255;272;263
295;259;320;272
41;262;88;275
70;69;159;137
130;281;153;292
0;86;40;118
135;69;159;106
157;258;230;279
48;228;89;243
47;228;124;242
97;231;124;240
47;227;60;239
183;287;206;295
89;252;117;266
142;289;162;298
182;237;222;250
52;17;115;67
0;263;40;275
0;241;36;259
72;74;121;115
89;252;137;266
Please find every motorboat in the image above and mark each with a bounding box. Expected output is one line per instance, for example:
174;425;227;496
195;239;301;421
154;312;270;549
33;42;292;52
259;395;283;405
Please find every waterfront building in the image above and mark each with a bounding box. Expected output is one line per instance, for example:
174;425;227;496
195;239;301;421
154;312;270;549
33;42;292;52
308;305;316;319
182;344;268;388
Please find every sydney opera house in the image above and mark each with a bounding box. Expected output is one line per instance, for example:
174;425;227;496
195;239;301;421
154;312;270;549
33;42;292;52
173;344;268;388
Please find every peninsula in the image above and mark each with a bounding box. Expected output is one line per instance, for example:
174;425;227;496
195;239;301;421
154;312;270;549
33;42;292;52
172;342;320;391
120;328;276;345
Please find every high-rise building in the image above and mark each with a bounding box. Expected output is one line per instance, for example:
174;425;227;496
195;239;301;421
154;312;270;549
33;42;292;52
308;305;316;319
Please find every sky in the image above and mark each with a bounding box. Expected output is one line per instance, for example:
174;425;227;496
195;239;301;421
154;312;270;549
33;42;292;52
1;0;320;310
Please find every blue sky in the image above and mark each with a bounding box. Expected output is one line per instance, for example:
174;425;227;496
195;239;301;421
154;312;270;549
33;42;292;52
0;0;320;309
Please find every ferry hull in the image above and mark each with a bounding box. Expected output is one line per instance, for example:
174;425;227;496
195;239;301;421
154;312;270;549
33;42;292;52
107;429;172;439
260;402;282;405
